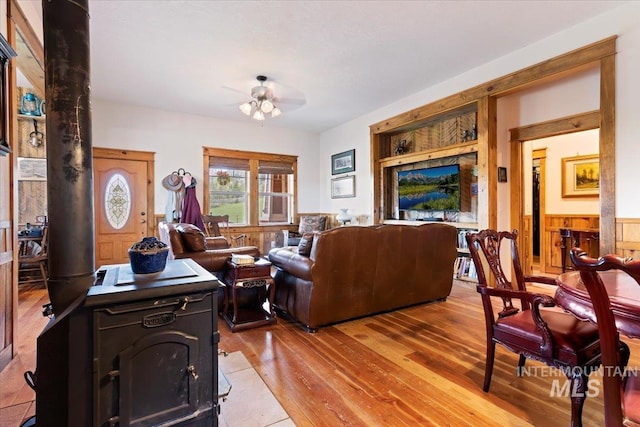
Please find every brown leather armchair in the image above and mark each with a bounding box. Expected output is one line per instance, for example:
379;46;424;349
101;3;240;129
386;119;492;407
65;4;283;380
158;222;259;274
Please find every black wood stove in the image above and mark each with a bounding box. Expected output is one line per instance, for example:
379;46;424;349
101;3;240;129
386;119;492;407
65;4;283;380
34;258;220;427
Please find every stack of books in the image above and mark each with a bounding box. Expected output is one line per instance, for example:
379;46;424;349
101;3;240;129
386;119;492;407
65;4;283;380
231;254;255;266
453;256;477;281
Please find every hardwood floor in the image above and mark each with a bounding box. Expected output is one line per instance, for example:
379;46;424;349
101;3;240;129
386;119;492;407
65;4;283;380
3;281;640;426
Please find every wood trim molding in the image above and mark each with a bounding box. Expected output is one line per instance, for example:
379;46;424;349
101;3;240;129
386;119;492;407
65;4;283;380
478;96;497;229
370;37;616;134
92;147;155;161
9;0;45;96
599;54;616;254
203;146;297;163
533;149;547;275
509;111;600;142
202;147;298;225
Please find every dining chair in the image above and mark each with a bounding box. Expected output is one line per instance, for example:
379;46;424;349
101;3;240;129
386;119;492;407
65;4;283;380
570;248;639;426
466;229;603;427
201;214;247;247
18;225;48;289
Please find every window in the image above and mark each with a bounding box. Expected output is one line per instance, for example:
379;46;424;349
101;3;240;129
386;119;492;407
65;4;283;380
204;147;297;226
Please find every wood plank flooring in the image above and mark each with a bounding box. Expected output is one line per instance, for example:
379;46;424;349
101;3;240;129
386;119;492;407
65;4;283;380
3;281;640;426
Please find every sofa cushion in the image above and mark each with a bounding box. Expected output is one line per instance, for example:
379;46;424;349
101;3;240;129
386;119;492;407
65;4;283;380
176;224;207;252
298;215;327;234
297;233;315;256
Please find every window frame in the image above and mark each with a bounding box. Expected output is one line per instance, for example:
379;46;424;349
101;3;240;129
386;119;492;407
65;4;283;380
203;147;298;226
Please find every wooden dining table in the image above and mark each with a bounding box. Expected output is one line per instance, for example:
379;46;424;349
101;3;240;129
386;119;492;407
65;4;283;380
555;269;640;425
555;269;640;339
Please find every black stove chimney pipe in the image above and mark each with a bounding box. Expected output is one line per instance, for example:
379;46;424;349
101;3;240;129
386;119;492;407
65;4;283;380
43;0;95;315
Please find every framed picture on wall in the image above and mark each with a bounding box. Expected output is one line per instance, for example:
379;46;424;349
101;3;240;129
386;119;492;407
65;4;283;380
17;157;47;181
331;175;355;198
331;149;355;175
561;154;599;198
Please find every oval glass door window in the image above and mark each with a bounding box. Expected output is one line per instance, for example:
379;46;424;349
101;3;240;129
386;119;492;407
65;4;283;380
105;173;131;229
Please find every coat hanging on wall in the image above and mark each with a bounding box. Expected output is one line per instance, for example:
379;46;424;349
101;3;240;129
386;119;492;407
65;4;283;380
181;176;204;230
162;170;185;222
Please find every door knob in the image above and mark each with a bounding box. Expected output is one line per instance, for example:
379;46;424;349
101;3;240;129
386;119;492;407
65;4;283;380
140;219;146;224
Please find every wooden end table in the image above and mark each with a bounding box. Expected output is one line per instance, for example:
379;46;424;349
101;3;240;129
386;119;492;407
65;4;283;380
221;258;276;332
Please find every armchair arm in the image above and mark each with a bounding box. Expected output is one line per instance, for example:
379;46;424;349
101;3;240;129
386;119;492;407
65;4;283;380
524;275;558;286
477;286;556;358
205;236;230;250
268;247;313;281
476;286;555;307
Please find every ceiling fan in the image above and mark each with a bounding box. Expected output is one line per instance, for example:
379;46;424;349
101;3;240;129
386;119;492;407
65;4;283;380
224;75;306;121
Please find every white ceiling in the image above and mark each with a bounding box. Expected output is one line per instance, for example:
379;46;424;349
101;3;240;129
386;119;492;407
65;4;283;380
22;0;629;133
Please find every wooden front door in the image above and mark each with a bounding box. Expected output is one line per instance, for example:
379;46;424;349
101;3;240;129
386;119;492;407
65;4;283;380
93;150;154;268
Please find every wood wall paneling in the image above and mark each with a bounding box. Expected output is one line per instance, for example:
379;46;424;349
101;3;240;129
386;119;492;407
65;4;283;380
522;215;533;274
543;214;600;274
615;218;640;259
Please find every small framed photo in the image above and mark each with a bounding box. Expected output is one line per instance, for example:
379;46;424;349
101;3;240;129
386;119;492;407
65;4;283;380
498;167;507;183
561;154;599;198
331;149;355;175
17;157;47;181
331;175;355;199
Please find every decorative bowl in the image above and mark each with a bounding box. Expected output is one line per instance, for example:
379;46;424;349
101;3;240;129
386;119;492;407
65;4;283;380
128;237;169;274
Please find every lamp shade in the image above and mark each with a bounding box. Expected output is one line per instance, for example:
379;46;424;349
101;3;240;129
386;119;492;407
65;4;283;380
239;102;253;115
261;100;274;113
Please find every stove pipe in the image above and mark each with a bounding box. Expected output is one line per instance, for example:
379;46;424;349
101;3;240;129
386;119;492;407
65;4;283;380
43;0;95;315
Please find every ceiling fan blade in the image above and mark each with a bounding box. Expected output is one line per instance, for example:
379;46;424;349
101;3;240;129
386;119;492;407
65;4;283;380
274;97;306;106
220;85;249;96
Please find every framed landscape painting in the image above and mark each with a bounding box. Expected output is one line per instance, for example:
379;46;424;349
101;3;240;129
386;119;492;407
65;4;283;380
561;154;599;198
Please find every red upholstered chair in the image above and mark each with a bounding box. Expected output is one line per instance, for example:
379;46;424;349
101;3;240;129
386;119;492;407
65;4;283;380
466;229;602;427
570;249;638;426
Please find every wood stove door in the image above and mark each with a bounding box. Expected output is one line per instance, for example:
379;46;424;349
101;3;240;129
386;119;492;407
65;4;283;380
118;331;200;426
93;289;216;427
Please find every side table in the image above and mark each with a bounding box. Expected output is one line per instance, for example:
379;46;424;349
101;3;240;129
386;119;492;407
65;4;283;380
222;258;277;332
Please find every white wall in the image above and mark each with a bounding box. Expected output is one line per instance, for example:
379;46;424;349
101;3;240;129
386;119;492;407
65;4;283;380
91;100;320;215
528;130;600;215
319;2;640;222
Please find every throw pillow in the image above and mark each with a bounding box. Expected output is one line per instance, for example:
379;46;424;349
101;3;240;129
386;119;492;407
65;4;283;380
297;233;315;256
298;215;327;234
176;224;207;252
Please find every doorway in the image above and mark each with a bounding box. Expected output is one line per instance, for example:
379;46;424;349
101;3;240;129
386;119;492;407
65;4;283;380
512;127;601;275
93;148;155;268
531;149;546;274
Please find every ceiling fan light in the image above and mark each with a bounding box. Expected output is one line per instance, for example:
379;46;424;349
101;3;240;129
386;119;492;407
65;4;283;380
253;110;265;121
239;102;253;116
261;100;274;113
271;107;282;118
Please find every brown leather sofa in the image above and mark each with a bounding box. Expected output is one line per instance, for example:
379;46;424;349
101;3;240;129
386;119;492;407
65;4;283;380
267;223;458;331
158;221;260;275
